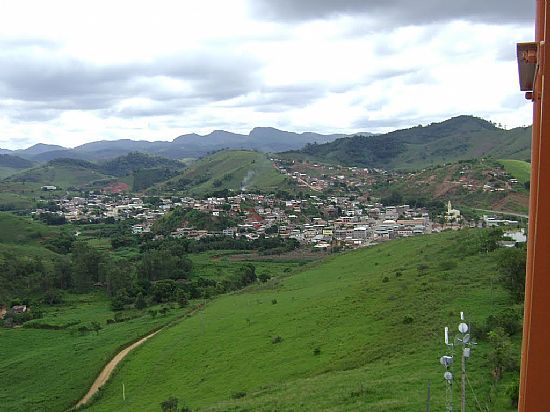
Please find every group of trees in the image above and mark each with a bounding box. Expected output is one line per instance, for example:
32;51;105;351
152;208;237;234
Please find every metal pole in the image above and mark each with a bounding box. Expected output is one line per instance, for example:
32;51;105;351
461;350;466;412
426;381;430;412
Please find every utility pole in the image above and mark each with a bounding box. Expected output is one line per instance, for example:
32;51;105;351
461;348;466;412
440;312;475;412
426;381;431;412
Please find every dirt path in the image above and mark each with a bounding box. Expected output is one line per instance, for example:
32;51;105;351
74;329;161;409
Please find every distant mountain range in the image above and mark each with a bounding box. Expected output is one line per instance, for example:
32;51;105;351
1;128;365;162
286;116;532;170
0;116;533;172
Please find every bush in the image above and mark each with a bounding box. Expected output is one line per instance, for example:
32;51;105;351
272;335;283;344
382;276;389;283
485;308;521;337
134;293;147;310
313;347;321;356
271;299;278;305
403;315;414;324
439;260;458;271
258;273;271;283
231;391;246;400
507;379;520;408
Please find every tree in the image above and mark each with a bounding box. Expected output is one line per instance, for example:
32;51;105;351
488;327;517;381
71;242;104;291
90;320;102;335
497;247;527;303
161;396;179;412
176;289;189;307
239;264;257;285
134;292;147;310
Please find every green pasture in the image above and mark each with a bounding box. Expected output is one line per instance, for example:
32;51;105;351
86;231;519;411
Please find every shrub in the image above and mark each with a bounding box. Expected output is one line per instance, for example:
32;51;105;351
403;315;414;324
439;260;458;271
507;379;520;408
272;335;283;344
382;276;389;283
134;293;147;310
271;299;278;305
231;391;246;399
313;347;321;356
258;273;271;283
394;271;403;277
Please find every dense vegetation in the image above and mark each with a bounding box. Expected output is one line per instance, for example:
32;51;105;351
291;116;531;170
0;154;35;169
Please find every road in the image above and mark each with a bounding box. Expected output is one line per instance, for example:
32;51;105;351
472;208;529;219
74;329;161;409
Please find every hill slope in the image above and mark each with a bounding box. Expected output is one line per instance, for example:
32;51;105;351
291;116;531;170
5;158;112;189
373;159;530;214
88;230;517;412
158;150;289;196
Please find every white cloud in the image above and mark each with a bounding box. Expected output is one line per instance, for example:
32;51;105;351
0;0;535;149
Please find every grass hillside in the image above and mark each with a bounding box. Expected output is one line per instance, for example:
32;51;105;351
0;294;191;412
158;150;289;196
289;116;531;170
0;212;58;245
87;230;518;412
6;158;112;189
498;159;531;184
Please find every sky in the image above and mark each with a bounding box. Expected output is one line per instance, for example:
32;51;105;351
0;0;535;149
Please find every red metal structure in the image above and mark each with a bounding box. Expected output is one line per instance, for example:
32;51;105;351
518;1;550;410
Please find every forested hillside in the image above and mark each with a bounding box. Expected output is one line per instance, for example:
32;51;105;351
290;116;531;170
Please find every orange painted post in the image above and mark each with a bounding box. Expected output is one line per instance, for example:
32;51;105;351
518;1;550;411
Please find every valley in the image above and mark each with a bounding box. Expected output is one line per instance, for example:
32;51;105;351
0;115;528;412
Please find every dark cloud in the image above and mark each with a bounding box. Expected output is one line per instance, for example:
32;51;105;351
230;84;328;111
253;0;534;25
0;41;262;120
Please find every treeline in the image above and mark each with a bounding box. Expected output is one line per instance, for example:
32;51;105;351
1;229;290;326
137;236;300;256
152;208;237;234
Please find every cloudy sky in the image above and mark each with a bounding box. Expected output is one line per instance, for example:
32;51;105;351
0;0;535;149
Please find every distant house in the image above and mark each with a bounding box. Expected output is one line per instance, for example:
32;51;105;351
41;185;57;191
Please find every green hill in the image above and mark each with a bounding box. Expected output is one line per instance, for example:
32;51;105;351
289;116;531;170
98;152;186;177
87;230;519;412
0;154;36;179
5;158;112;189
158;150;290;196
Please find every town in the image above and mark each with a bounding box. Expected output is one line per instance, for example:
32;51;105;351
31;185;522;252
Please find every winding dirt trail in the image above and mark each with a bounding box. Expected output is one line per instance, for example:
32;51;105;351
74;329;161;409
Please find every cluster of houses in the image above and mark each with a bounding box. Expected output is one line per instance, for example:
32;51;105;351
145;194;434;248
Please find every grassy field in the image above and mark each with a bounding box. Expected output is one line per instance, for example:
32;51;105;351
85;230;519;412
158;150;290;196
0;211;59;245
188;250;309;281
0;293;194;412
498;159;531;184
